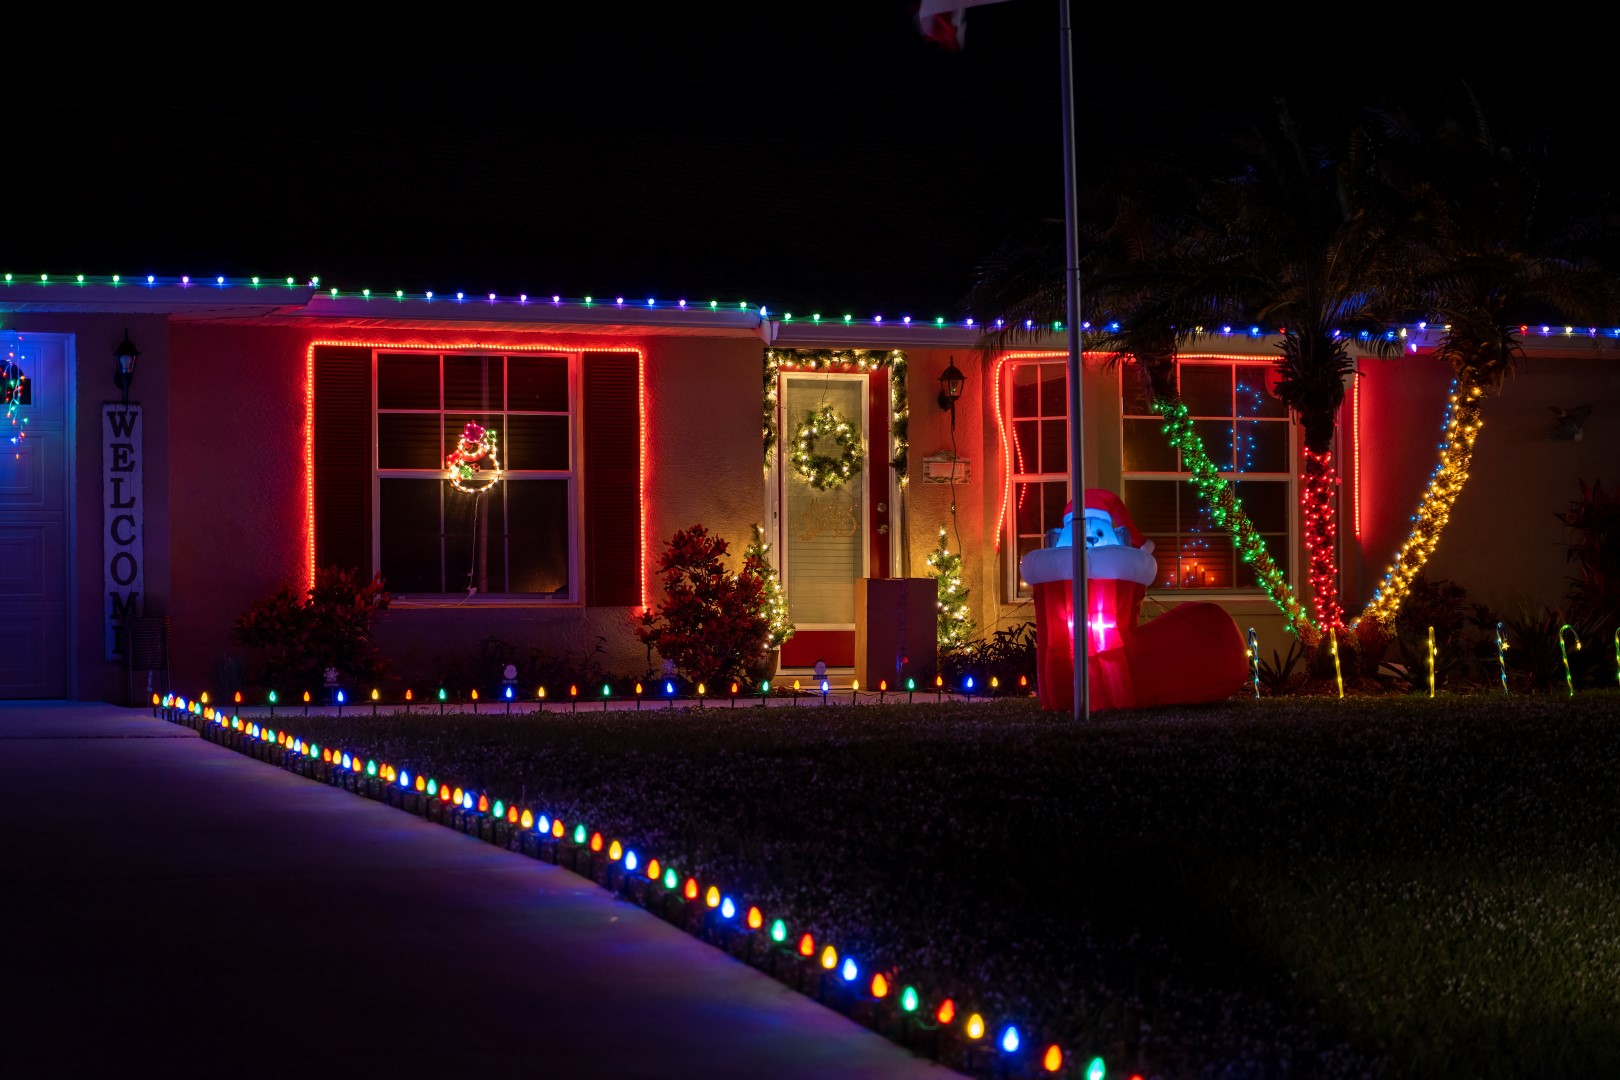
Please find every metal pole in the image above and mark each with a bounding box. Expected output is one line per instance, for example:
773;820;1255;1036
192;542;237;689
1059;0;1089;720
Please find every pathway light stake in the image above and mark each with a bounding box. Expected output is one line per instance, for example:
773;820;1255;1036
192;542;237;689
1427;627;1437;698
820;679;829;705
1247;627;1260;697
571;684;579;712
878;680;887;704
471;688;479;714
371;688;379;716
758;679;769;707
1329;629;1343;699
536;686;545;713
697;682;706;708
268;690;276;718
792;679;800;706
1558;624;1582;697
602;683;611;711
303;690;310;716
935;675;943;702
404;688;413;710
1496;622;1510;693
635;682;643;710
438;688;446;715
730;681;739;708
907;677;915;703
336;689;345;717
506;685;515;714
851;679;859;706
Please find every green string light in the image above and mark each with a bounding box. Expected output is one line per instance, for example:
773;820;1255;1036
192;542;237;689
1152;398;1315;637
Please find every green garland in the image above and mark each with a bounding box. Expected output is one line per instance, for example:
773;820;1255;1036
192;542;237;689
763;349;908;481
1153;397;1316;639
789;406;864;491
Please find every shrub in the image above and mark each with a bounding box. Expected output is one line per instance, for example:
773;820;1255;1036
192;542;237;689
940;620;1036;692
232;566;391;690
636;525;770;686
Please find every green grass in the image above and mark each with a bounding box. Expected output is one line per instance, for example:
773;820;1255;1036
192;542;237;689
281;692;1620;1078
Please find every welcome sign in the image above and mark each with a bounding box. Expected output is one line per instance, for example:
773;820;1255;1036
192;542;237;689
103;403;143;659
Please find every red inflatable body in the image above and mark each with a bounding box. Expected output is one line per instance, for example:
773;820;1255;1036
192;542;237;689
1022;490;1249;711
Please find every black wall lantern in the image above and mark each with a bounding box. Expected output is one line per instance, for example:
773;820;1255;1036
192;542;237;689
114;330;140;407
937;356;966;426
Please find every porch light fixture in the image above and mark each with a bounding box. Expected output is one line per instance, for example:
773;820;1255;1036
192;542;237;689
114;330;140;406
937;356;966;425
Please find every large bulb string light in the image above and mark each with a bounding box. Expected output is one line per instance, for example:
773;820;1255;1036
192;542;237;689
156;692;1100;1079
1352;376;1482;629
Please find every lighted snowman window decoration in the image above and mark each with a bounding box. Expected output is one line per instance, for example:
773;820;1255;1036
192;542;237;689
445;421;502;494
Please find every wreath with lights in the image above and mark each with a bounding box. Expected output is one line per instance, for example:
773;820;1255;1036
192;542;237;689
789;406;864;491
445;421;503;493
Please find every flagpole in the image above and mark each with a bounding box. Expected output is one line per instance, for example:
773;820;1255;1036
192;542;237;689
1058;0;1089;721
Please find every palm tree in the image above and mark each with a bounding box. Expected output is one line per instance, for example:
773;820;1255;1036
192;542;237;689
1352;89;1620;628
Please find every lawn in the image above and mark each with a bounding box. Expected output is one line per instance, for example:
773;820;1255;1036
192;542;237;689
275;692;1620;1079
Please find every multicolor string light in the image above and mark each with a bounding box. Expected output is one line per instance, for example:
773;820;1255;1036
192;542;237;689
153;691;1094;1077
1353;377;1483;630
2;334;26;456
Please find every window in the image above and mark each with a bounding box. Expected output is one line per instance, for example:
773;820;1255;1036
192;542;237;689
1003;359;1072;599
374;351;576;598
1119;360;1293;591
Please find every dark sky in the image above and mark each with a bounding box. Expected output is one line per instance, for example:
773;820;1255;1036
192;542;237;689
9;5;1614;316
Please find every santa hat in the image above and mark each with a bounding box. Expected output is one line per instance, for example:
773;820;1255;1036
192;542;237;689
1062;489;1146;548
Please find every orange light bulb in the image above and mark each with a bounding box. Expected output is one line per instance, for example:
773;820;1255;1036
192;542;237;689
936;999;956;1025
798;933;815;957
747;906;763;929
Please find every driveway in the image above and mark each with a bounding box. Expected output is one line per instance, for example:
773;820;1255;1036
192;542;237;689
0;703;954;1078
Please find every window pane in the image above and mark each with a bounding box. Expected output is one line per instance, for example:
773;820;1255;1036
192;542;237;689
505;414;570;471
1038;364;1067;416
444;481;507;594
1234;419;1288;473
1178;534;1234;590
508;355;569;413
1040;418;1067;475
1042;480;1069;540
1192;420;1235;471
445;414;501;468
377;353;439;410
1010;364;1040;418
1012;419;1039;474
1144;535;1178;588
1232;480;1289;534
1014;535;1041;593
377;414;442;470
1121;479;1177;535
508;480;571;595
379;479;442;593
444;355;503;412
1120;362;1155;416
1014;482;1042;537
1179;365;1231;416
1235;365;1288;418
1122;419;1177;472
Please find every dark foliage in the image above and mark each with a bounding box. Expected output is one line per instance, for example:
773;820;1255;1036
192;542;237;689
231;566;391;691
637;525;771;687
940;620;1037;692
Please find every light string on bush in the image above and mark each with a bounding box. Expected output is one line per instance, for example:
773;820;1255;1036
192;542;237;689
1301;448;1343;631
152;691;1096;1078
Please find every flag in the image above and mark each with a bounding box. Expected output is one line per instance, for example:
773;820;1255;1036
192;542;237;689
915;0;1009;51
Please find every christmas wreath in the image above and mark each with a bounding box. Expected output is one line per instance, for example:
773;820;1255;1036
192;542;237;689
789;406;864;491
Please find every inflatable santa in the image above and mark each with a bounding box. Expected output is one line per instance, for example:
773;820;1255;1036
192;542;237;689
1019;489;1249;711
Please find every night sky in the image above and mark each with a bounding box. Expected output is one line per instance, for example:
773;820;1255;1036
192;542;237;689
10;6;1616;317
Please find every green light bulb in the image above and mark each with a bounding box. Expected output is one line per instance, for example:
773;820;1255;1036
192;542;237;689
1087;1057;1106;1080
770;919;786;943
900;986;918;1012
663;869;677;890
573;824;586;844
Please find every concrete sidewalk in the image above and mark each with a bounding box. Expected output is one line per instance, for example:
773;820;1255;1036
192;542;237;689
0;703;954;1079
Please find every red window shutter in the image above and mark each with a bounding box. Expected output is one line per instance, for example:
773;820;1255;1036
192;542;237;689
313;346;374;578
582;351;640;606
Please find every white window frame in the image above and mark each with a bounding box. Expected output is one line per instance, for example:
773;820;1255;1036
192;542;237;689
1119;358;1297;596
1000;357;1075;601
372;348;581;604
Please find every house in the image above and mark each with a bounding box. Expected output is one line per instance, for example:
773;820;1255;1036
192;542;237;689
3;275;1616;701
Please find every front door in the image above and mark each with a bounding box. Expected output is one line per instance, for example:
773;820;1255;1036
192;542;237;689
0;333;69;698
777;369;890;669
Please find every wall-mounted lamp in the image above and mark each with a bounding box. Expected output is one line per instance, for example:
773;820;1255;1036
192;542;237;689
937;357;966;424
114;330;140;407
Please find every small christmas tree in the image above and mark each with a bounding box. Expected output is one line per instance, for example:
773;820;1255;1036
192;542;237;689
926;523;975;648
743;523;794;649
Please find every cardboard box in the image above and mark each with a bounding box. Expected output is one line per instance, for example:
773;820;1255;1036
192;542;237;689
854;578;938;689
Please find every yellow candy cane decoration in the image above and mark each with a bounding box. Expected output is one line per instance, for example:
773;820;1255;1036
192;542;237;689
1427;626;1437;698
1329;628;1343;699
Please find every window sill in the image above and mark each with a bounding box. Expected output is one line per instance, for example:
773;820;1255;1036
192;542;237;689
388;595;580;609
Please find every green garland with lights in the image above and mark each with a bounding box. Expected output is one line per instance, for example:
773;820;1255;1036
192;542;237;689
926;524;975;648
763;349;908;481
744;523;795;649
1152;398;1317;641
789;406;864;491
